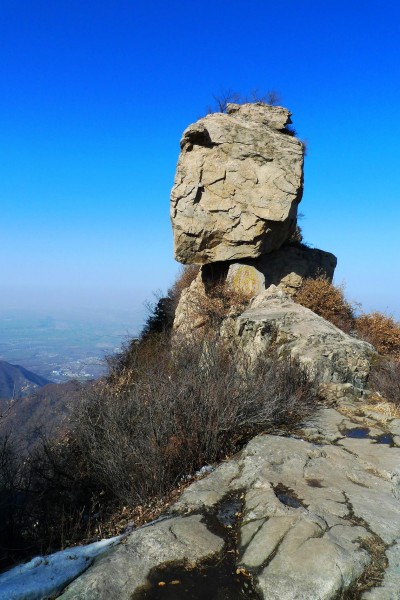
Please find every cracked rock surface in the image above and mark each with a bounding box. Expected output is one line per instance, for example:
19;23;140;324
170;102;304;264
236;286;375;388
58;390;400;599
58;515;224;599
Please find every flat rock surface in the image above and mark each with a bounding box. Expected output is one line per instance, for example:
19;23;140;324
58;515;224;599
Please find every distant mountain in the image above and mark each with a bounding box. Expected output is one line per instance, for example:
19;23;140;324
0;379;88;451
0;360;51;400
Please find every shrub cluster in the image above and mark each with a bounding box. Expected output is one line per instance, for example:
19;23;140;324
355;312;400;359
208;89;282;114
186;278;253;329
0;331;317;569
74;333;317;505
294;275;356;333
140;265;199;338
368;357;400;407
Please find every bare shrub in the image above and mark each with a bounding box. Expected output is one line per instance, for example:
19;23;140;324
187;279;253;329
207;89;282;114
286;224;304;246
368;358;400;407
356;312;400;359
295;275;356;333
0;434;25;570
74;333;317;506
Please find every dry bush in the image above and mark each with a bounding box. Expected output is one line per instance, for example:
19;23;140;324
295;275;355;333
73;333;317;506
140;266;200;339
186;278;253;330
356;312;400;359
168;265;200;312
207;89;282;114
368;358;400;407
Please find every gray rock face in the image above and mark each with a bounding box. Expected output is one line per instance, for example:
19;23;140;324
58;515;224;599
174;401;400;600
227;244;337;296
170;103;304;264
236;286;375;388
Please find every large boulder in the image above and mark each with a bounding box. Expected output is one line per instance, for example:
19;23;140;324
170;103;304;264
236;286;375;389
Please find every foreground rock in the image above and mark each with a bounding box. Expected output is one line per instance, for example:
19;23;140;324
56;392;400;599
170;103;304;264
58;516;223;600
236;286;375;389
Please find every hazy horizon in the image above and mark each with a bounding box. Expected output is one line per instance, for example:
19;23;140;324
1;1;399;322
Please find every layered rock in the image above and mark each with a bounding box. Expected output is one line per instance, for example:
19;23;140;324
227;244;337;296
170;103;304;264
173;246;337;333
236;286;375;389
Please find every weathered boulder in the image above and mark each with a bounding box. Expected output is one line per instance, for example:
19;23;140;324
227;244;337;296
236;286;375;388
170;103;304;264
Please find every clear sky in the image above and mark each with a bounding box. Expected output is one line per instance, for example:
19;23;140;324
1;0;399;324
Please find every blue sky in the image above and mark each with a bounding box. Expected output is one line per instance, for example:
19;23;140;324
1;0;399;325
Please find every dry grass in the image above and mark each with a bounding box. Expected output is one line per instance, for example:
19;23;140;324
294;275;355;333
356;312;400;359
169;265;200;312
187;278;253;328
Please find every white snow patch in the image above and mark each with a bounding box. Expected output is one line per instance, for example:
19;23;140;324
0;536;122;600
195;464;214;477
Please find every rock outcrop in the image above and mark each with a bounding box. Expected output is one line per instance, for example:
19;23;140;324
56;391;400;600
171;102;338;333
236;286;375;389
170;103;304;264
173;247;337;333
227;245;337;296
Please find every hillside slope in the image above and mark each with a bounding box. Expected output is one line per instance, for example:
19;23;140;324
0;379;86;451
0;360;51;400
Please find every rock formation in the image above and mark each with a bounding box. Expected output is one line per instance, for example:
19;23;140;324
170;103;304;264
227;245;337;296
171;102;338;331
236;286;374;389
7;102;398;600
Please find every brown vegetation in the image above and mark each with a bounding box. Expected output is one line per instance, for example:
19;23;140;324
0;330;317;570
355;312;400;359
294;275;356;333
75;333;317;505
186;278;253;329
